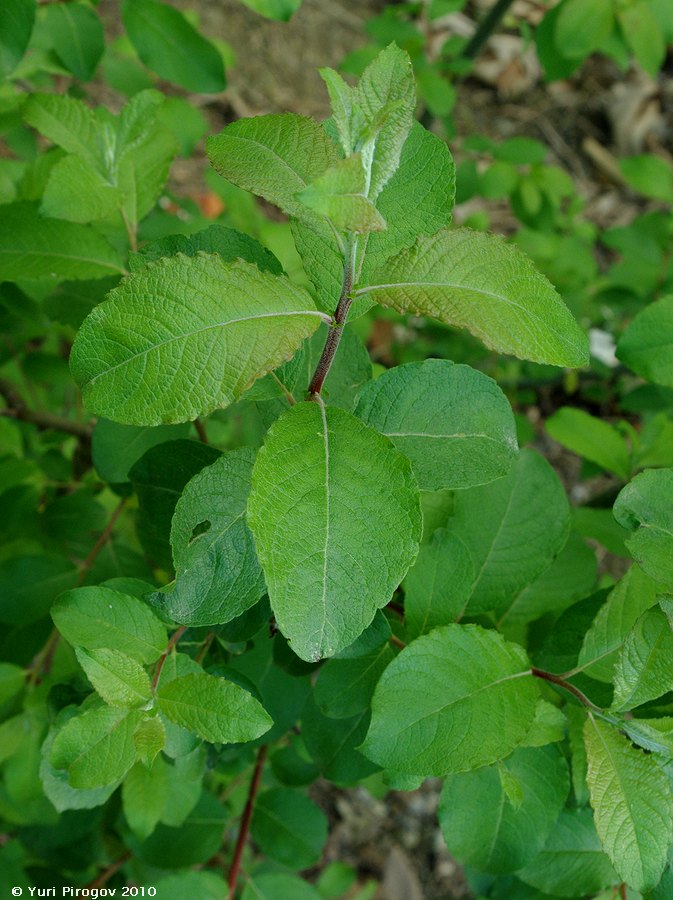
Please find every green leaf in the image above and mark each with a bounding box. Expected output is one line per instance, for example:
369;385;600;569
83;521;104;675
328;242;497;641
242;873;321;900
620;156;673;203
0;202;124;281
577;564;660;681
133;715;166;767
122;757;169;840
362;624;539;776
0;663;24;705
251;788;328;869
121;0;225;92
237;0;302;21
43;2;104;82
0;0;35;79
612;605;673;711
584;715;673;892
156;872;228;900
403;528;474;639
614;469;673;589
496;532;597;626
247;403;421;661
70;254;325;426
40;154;123;223
50;706;142;789
92;419;191;484
162;449;265;626
621;717;673;758
447;449;570;614
617;294;673;388
354;44;415;201
546;407;631;479
51;586;167;664
320;67;362;157
354;359;518;490
75;647;152;709
439;745;569;873
130;224;283;275
314;641;395;718
517;808;617;897
618;3;666;77
0;555;77;625
520;699;567;749
301;699;378;785
136;791;227;868
364;228;589;367
156;672;272;743
297;154;386;234
207;114;338;222
23;93;99;163
554;0;614;58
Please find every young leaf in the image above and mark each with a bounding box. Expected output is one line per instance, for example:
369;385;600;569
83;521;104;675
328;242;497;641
612;605;673;711
584;715;673;892
207;114;338;222
51;586;167;664
403;528;474;639
23;93;100;164
363;228;589;367
134;715;166;767
70;255;325;426
617;294;673;388
448;449;570;614
122;758;169;841
247;403;422;661
121;0;225;93
50;706;142;789
156;672;272;743
75;647;152;709
613;468;673;589
438;745;569;873
320;67;361;157
162;449;266;626
362;624;539;776
43;2;104;82
251;788;328;869
297;154;386;234
0;0;35;79
354;359;518;490
546;406;631;480
0;202;124;281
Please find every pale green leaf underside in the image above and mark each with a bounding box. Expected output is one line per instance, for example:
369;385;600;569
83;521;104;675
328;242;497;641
362;624;539;776
617;294;673;388
206;113;338;222
247;403;422;661
584;715;673;892
365;228;589;367
70;254;324;426
354;358;518;490
156;672;272;744
297;153;386;234
613;468;673;590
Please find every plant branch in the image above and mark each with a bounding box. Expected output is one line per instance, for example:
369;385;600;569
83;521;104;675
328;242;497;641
308;240;355;397
78;497;127;582
193;417;209;443
0;377;93;439
151;625;188;691
228;744;268;900
463;0;517;60
531;667;602;712
85;852;131;889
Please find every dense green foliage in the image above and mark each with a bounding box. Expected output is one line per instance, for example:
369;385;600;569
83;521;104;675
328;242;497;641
1;2;673;898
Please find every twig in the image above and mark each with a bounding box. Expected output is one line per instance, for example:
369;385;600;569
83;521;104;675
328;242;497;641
463;0;517;60
151;626;188;691
308;241;355;397
195;631;216;664
390;634;406;650
194;417;209;443
0;377;93;439
228;745;268;900
85;852;131;889
531;667;602;712
78;498;127;582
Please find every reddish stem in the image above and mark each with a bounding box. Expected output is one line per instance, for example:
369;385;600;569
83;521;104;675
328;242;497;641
228;745;268;899
151;626;188;691
194;418;209;443
390;634;406;650
531;667;601;712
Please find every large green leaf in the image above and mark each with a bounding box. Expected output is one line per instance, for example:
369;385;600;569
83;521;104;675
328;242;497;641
577;564;660;682
354;359;518;490
363;228;589;367
584;715;673;892
247;403;421;661
70;255;325;426
614;468;673;589
403;528;474;639
517;808;616;897
546;406;631;479
447;449;570;613
362;624;539;776
612;604;673;711
0;202;124;281
43;2;104;82
51;586;167;664
251;788;328;869
617;295;673;388
156;672;272;743
0;0;35;79
438;745;569;873
121;0;225;92
162;449;266;626
207;114;338;222
50;705;142;789
92;419;191;484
